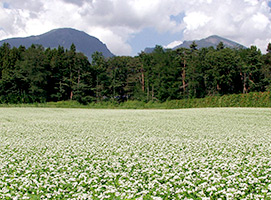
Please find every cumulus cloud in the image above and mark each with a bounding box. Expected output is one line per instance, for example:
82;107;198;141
180;0;271;52
183;12;211;31
0;0;271;54
0;0;185;55
164;40;182;49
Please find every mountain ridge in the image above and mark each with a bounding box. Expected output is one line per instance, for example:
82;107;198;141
0;28;114;60
173;35;245;50
144;35;245;53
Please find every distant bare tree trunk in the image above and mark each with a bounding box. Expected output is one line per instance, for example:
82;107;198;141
243;73;248;94
96;76;99;102
217;84;221;91
152;85;154;101
141;68;145;92
182;61;186;92
70;91;73;100
240;72;248;94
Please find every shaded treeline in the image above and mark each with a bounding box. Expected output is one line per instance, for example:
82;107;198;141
0;42;271;104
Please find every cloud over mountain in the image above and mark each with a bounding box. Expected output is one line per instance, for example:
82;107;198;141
0;0;271;55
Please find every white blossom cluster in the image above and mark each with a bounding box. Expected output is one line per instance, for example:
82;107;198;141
0;108;271;199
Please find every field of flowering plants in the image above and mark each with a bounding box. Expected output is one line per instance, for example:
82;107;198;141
0;108;271;199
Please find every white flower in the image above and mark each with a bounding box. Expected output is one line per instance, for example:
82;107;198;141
0;108;270;199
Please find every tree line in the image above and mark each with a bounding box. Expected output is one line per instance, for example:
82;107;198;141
0;42;271;104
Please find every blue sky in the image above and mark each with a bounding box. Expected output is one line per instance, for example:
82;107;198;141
128;13;185;55
3;2;9;8
1;0;271;55
127;28;183;55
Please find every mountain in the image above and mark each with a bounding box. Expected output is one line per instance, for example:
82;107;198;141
0;28;114;60
173;35;245;50
144;35;245;53
144;47;156;54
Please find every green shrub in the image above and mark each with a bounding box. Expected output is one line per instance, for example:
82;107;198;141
1;92;270;109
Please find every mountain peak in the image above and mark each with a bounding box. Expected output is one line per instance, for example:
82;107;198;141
0;28;114;60
43;28;89;37
174;35;245;50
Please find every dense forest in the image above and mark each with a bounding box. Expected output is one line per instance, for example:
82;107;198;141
0;42;271;104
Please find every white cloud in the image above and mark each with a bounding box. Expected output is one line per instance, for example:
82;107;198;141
252;12;269;30
164;40;183;49
86;26;133;55
183;12;211;31
1;0;271;54
180;0;271;52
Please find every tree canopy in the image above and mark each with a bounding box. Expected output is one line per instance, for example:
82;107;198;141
0;42;270;104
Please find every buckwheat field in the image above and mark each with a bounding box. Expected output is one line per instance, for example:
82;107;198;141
0;108;271;199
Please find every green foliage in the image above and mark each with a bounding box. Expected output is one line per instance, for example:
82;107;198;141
1;92;270;109
0;42;271;105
